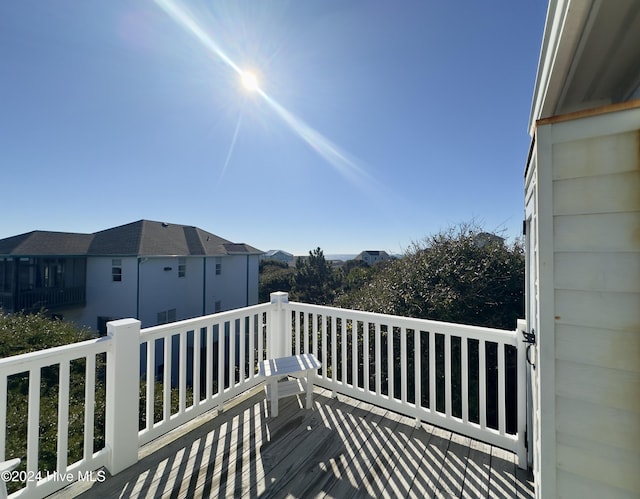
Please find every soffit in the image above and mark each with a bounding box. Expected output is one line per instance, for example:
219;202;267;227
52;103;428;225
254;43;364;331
531;0;640;130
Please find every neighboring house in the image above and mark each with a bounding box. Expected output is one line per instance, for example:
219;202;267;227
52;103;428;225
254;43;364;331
472;232;504;248
354;250;392;265
0;220;262;331
260;250;294;266
525;2;640;497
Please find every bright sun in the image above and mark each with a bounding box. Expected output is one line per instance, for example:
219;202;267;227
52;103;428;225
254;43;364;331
240;71;260;92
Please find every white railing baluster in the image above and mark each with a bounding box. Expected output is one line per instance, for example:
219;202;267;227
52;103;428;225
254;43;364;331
146;341;154;430
163;336;171;422
239;318;245;385
414;330;421;420
387;325;394;400
257;313;264;366
340;317;347;385
400;327;407;404
294;311;300;355
312;313;319;361
305;312;309;354
57;361;70;472
429;331;436;412
352;320;358;388
363;322;370;393
84;354;96;461
194;326;201;406
218;323;224;398
321;315;327;380
228;321;235;391
179;332;187;413
461;338;469;424
445;333;451;418
479;340;487;430
206;326;213;399
248;316;255;381
296;312;309;354
26;367;40;487
498;343;506;435
331;315;337;389
375;323;381;396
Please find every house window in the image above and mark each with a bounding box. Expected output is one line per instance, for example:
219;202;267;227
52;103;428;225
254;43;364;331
112;259;122;282
214;300;222;313
157;308;177;325
178;258;186;278
215;257;222;275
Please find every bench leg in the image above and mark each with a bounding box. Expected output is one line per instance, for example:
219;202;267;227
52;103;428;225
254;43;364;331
271;378;279;417
305;370;313;409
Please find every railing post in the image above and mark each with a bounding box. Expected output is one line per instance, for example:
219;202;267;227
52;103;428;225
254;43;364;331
105;319;140;475
268;292;289;358
516;318;528;469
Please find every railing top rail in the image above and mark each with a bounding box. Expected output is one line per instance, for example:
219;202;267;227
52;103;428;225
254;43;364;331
288;301;517;343
140;302;271;341
0;336;111;374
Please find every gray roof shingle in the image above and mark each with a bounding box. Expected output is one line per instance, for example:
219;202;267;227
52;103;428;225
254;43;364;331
0;231;93;255
0;220;262;257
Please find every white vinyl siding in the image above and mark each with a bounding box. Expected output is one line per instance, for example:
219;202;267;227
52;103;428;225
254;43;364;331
535;107;640;496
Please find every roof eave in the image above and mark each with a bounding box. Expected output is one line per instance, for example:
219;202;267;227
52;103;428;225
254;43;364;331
529;0;595;135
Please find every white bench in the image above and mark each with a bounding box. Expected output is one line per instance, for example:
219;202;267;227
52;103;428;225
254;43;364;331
0;458;20;499
258;354;321;417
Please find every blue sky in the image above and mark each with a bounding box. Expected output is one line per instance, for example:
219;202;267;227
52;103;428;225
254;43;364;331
1;1;547;255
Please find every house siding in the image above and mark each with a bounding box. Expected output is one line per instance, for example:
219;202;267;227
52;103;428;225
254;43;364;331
138;257;205;327
67;256;138;328
64;254;259;329
536;107;640;496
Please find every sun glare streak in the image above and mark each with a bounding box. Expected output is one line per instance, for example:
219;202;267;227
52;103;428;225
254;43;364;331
154;0;240;73
217;112;243;187
154;0;375;190
260;92;374;186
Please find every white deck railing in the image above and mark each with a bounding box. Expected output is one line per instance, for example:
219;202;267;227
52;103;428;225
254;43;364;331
137;303;271;446
0;337;111;498
0;292;526;498
287;299;527;461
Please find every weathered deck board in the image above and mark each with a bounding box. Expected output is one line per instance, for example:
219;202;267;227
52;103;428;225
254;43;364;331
53;385;534;498
460;438;492;498
435;432;472;497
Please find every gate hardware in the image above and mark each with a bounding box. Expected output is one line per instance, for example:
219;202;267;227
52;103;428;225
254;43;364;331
522;328;536;369
522;328;536;344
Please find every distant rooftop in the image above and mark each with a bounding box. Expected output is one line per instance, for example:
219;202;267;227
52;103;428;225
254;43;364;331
0;220;262;257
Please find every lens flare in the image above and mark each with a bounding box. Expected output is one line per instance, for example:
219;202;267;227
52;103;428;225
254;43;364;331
241;71;260;92
217;112;244;187
154;0;374;190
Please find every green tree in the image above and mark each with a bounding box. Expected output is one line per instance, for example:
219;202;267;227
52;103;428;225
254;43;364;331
336;224;524;329
290;247;340;305
258;259;295;302
0;311;94;357
338;259;371;293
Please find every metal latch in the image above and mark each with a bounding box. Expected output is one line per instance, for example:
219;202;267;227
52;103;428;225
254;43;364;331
523;328;536;369
522;328;536;344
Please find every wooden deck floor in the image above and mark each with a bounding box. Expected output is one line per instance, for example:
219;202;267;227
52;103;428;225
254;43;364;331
57;386;534;498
